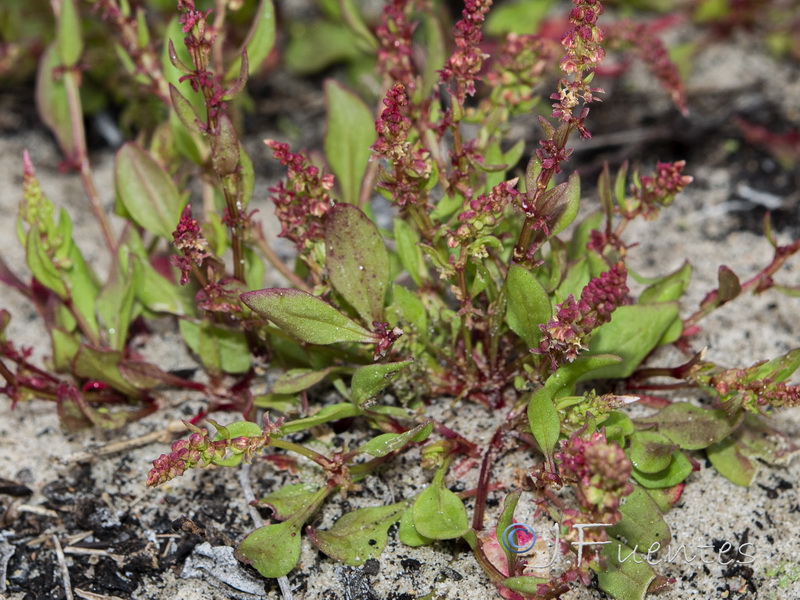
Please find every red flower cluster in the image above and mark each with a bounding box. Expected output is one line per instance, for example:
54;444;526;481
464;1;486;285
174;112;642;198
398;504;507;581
535;263;628;370
440;0;492;104
634;160;693;218
371;85;432;207
266;140;334;250
556;430;634;526
171;204;210;286
147;416;283;487
707;368;800;412
560;0;605;74
608;19;688;115
375;0;416;90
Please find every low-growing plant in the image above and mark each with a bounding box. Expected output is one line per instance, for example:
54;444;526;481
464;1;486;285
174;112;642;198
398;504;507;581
1;1;799;598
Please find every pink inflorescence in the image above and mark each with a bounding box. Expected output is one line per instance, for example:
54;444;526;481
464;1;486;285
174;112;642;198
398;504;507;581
450;179;521;243
535;263;628;370
636;160;693;215
371;84;432;207
266;140;334;250
375;0;416;89
440;0;493;104
556;430;634;525
560;0;606;74
171;204;210;285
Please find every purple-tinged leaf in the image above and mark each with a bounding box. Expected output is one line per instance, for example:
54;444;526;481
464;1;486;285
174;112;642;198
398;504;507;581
717;265;741;303
628;431;676;473
325;204;389;324
72;345;143;398
115;143;185;239
211;113;240;176
636;402;740;450
223;50;249;100
118;360;205;391
242;288;374;345
706;436;757;487
169;84;204;136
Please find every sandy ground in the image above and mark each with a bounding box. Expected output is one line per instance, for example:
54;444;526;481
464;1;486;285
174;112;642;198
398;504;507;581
1;23;800;600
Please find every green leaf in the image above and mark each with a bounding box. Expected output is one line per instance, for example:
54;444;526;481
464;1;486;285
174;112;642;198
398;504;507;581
272;367;341;395
496;490;522;571
505;265;551;348
285;20;362;75
503;577;551;594
394;219;426;287
628;431;676;473
632;451;693;489
586;303;680;379
609;484;672;548
603;411;635;444
51;328;80;372
596;540;657;600
278;403;362;435
130;253;186;315
56;0;83;68
36;45;77;162
568;211;603;261
636;402;739;450
324;81;376;205
236;487;329;578
96;256;135;351
527;385;561;464
241;288;375;345
412;468;470;540
357;421;432;457
115;143;186;239
398;506;434;547
420;12;446;96
308;501;408;565
706;436;757;487
390;285;427;334
638;261;692;304
338;0;378;51
325;204;389;324
179;320;251;374
486;0;555;35
72;345;142;398
351;361;412;408
236;519;302;578
258;483;320;520
226;0;276;79
25;226;67;298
